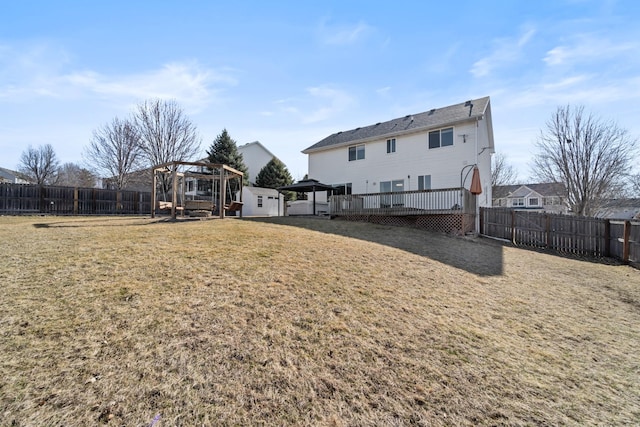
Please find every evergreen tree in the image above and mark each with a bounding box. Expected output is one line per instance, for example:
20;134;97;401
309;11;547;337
206;129;248;179
255;158;293;189
207;129;248;201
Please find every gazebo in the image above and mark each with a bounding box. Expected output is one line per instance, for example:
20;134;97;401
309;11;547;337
278;178;334;215
151;161;244;219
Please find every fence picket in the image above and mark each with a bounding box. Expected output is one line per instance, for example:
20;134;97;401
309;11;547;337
480;207;638;267
0;183;152;215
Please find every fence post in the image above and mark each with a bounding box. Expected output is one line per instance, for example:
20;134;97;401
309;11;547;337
623;220;631;263
511;209;516;244
545;214;551;248
479;207;484;234
603;219;611;258
39;185;45;213
116;191;122;215
73;188;79;215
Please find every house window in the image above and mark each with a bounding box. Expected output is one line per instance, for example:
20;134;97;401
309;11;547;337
529;197;539;206
380;179;405;207
418;175;431;190
257;196;263;208
186;180;195;192
543;197;559;206
386;138;396;153
197;180;212;194
348;144;365;161
513;198;524;207
331;183;352;196
428;127;454;149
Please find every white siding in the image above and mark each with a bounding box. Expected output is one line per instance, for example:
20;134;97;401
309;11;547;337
239;187;283;216
308;119;493;206
238;142;275;185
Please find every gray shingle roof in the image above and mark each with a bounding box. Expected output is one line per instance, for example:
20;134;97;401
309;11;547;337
493;183;566;199
303;96;491;153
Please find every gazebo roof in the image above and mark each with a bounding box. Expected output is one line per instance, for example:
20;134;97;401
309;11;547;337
277;179;334;192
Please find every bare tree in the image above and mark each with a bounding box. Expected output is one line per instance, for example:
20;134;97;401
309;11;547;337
19;144;60;185
630;173;640;197
532;105;637;216
57;162;98;188
84;116;143;190
491;152;518;190
134;99;201;198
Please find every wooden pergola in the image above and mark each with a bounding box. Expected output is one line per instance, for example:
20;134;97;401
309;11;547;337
151;161;244;220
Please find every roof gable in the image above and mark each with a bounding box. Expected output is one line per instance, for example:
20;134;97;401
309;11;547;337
303;96;491;153
238;141;277;160
493;182;566;199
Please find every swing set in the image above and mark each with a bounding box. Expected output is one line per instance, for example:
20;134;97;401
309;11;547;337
151;161;244;220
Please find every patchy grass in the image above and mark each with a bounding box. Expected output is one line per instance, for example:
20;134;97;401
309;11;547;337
0;215;639;426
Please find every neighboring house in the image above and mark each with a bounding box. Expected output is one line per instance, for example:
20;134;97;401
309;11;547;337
594;199;640;220
302;97;495;207
0;167;32;184
492;183;568;214
184;141;285;201
237;187;284;217
237;141;278;186
102;168;152;192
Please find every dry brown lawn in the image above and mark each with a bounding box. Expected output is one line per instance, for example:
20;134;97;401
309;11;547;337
0;215;639;426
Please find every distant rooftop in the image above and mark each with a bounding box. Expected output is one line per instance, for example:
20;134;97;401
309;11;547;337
493;183;567;199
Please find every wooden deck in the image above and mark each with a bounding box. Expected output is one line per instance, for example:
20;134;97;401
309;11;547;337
329;188;478;233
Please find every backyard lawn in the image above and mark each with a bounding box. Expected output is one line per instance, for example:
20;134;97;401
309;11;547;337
0;215;639;426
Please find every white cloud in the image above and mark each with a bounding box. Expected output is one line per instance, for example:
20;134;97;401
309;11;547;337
273;85;356;124
502;75;640;109
470;27;536;77
302;86;355;123
544;35;639;66
64;62;236;112
0;42;237;113
376;86;391;96
317;19;373;45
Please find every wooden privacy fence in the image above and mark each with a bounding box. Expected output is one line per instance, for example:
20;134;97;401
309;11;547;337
480;207;639;266
0;183;152;215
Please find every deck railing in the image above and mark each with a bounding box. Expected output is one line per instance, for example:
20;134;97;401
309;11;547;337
330;187;476;216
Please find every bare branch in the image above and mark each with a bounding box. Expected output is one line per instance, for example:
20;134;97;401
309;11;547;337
84;116;143;190
532;105;638;216
19;144;60;185
491;152;518;189
57;162;98;188
134;99;201;197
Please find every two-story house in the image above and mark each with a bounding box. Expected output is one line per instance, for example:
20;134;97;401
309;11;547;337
492;183;568;214
302;96;494;207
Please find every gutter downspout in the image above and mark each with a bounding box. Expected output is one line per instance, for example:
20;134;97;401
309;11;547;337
475;117;480;234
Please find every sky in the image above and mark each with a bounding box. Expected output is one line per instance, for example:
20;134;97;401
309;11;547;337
1;0;639;182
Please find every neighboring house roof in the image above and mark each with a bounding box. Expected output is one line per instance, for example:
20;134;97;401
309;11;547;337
595;198;640;220
493;183;566;200
303;96;491;153
238;141;278;160
0;167;32;184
